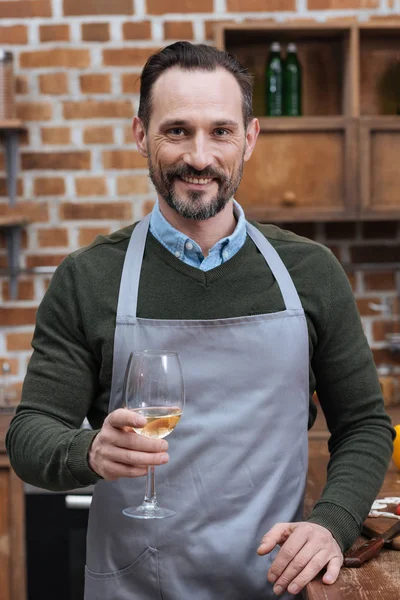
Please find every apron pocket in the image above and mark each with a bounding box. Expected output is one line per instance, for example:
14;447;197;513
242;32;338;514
84;547;161;600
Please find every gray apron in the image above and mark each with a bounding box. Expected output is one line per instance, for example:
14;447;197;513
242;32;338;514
85;214;309;600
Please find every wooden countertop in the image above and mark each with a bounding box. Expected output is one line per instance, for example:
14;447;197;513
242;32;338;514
305;407;400;599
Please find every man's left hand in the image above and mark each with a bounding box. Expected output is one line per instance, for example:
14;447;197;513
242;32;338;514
257;522;343;596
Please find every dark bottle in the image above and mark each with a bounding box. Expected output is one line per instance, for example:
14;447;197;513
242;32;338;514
283;43;302;116
265;42;283;117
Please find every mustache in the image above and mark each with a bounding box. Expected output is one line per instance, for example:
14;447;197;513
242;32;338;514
164;164;227;182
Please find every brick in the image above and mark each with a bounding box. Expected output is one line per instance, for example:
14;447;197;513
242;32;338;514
147;0;212;13
308;0;377;6
26;254;66;269
6;332;33;352
103;47;160;67
75;177;107;196
0;25;28;45
0;201;49;222
325;222;357;240
78;227;111;246
20;130;30;146
3;279;34;301
327;245;341;261
372;349;398;367
280;222;317;240
361;221;398;240
0;308;37;327
227;0;294;10
61;202;132;220
63;100;133;119
347;273;356;292
373;319;400;343
34;178;65;196
81;23;110;42
20;49;90;69
39;72;69;95
364;272;396;292
63;0;133;15
41;127;71;145
22;152;91;171
16;102;52;121
117;175;149;195
121;73;141;94
0;178;24;197
80;74;111;94
40;24;70;42
356;297;382;316
142;200;155;216
15;75;29;95
124;125;134;144
0;358;18;375
0;229;27;250
123;21;152;40
350;245;400;263
103;150;147;170
0;0;52;19
163;21;194;40
37;228;69;247
83;126;114;145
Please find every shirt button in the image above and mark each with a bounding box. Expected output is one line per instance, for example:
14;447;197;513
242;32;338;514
185;242;193;250
175;251;181;258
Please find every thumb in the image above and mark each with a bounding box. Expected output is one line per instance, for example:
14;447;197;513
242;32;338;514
257;523;295;555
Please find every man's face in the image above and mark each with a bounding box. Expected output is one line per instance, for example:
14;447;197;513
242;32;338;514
136;67;257;221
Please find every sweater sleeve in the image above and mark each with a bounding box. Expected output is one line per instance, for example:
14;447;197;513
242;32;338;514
6;255;102;491
306;250;395;551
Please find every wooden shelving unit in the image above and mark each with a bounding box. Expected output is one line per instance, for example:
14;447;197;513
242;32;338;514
0;120;28;299
215;21;400;223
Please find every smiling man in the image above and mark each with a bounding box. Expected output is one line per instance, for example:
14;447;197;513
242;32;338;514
7;42;394;600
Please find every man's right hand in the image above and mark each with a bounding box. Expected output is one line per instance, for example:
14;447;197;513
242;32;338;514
88;408;169;480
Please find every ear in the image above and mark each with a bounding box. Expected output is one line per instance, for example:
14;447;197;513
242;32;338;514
243;118;260;162
132;116;148;157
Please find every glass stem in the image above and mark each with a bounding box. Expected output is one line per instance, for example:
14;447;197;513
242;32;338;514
143;465;157;507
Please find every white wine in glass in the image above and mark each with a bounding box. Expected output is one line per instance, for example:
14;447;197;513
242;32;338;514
122;350;185;519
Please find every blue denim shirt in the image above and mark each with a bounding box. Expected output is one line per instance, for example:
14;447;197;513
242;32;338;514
149;200;247;271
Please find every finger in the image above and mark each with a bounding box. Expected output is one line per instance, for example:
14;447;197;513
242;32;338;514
108;408;147;429
322;556;343;585
110;428;169;453
267;530;309;584
257;523;294;555
106;446;169;468
102;460;148;480
278;549;332;596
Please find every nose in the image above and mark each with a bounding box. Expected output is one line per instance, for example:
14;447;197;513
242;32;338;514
182;133;213;172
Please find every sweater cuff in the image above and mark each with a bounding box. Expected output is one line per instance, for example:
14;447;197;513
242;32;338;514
66;428;102;486
306;501;361;552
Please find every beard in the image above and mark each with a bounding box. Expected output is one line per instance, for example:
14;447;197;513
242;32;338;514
148;157;244;221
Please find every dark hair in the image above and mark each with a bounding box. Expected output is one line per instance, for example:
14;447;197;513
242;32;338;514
138;41;253;130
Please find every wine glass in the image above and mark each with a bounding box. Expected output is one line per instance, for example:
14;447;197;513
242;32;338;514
122;350;185;519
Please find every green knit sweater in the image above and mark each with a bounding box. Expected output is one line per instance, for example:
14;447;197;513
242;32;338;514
6;222;394;552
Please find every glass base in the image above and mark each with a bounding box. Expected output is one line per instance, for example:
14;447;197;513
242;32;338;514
123;503;176;519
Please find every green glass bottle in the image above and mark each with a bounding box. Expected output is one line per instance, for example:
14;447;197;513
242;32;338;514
283;43;302;117
265;42;283;117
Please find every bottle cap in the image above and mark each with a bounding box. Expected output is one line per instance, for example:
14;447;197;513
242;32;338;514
287;43;297;53
270;42;281;52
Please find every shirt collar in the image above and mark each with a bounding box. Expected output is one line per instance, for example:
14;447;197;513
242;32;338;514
149;200;247;267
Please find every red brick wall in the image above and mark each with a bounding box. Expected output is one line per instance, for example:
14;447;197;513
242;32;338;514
0;0;399;398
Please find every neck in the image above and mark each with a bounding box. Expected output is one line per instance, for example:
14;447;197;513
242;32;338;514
158;198;237;257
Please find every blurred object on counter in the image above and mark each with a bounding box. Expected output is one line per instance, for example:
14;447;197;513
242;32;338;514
377;364;399;408
0;361;17;412
0;50;15;120
393;424;400;470
283;43;302;116
265;41;283;116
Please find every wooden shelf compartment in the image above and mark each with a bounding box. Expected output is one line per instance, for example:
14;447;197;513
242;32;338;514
215;22;357;119
359;24;400;117
236;118;358;223
360;117;400;219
